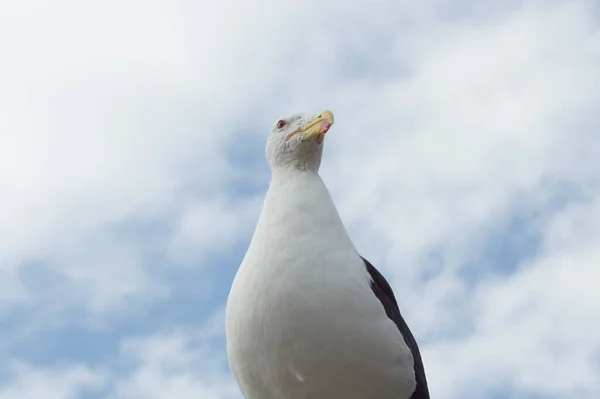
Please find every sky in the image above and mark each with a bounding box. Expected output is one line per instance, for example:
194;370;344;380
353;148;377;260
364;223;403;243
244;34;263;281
1;0;599;398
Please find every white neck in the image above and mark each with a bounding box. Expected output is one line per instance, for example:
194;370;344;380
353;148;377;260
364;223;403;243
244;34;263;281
245;168;356;266
265;168;341;229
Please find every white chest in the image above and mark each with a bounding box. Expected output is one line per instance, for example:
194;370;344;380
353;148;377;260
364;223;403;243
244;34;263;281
225;172;416;399
226;255;414;399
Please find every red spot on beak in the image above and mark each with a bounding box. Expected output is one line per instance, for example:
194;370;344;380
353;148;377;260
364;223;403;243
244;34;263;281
320;121;332;134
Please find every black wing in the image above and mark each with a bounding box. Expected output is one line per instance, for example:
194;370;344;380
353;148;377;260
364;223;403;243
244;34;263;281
361;256;430;399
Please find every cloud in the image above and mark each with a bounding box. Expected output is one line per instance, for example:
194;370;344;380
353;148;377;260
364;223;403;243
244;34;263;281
0;363;104;399
0;0;293;318
424;197;600;398
109;323;239;399
0;322;239;399
0;0;599;398
310;2;600;397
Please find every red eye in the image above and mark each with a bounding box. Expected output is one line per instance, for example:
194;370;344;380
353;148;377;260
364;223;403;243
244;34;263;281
276;120;287;129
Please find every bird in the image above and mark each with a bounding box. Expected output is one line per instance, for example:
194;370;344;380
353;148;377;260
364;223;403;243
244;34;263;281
225;110;430;399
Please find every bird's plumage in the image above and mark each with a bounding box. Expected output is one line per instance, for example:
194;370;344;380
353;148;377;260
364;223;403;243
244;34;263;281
225;112;429;399
362;256;430;398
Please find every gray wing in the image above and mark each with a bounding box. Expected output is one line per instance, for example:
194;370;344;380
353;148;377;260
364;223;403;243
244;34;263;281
361;256;430;399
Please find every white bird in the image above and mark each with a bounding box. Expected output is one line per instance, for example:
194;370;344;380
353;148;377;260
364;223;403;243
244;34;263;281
225;110;430;399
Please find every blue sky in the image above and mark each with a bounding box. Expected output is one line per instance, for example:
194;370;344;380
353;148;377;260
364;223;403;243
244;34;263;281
1;0;600;398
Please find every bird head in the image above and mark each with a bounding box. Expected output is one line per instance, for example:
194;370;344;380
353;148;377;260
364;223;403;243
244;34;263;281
265;110;334;173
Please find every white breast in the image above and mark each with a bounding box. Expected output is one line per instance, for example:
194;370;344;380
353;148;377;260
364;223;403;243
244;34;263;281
225;170;416;399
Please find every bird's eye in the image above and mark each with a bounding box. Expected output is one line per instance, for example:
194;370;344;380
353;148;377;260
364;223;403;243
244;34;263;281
276;120;287;129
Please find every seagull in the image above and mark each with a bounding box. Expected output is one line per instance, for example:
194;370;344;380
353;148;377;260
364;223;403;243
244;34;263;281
225;110;430;399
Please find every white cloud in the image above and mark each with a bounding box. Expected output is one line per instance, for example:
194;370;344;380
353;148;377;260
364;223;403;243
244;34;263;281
0;0;306;316
0;318;239;399
1;0;599;398
310;2;600;397
110;328;239;399
167;196;263;267
0;363;104;399
424;197;600;398
110;312;239;399
325;1;600;263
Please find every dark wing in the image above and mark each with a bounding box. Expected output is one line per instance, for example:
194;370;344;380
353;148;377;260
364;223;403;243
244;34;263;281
361;256;430;399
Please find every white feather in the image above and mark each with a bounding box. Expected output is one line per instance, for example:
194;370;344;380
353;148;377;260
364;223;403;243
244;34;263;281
225;167;416;399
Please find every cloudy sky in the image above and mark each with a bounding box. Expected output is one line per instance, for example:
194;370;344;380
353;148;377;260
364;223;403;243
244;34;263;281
1;0;600;398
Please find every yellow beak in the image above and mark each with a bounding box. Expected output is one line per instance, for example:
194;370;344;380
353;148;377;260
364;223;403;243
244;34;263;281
286;110;334;142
